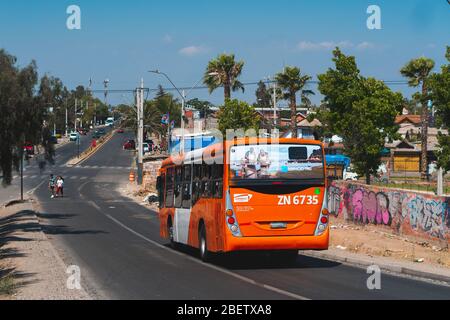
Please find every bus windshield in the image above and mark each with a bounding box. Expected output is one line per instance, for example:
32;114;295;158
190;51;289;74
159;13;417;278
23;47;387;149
229;144;324;181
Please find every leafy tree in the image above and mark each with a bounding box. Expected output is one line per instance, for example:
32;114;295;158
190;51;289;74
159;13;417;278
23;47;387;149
203;53;244;101
186;98;215;118
318;48;403;184
400;56;435;178
300;89;315;110
217;99;260;136
429;46;450;172
275;66;312;137
255;81;271;110
0;49;54;185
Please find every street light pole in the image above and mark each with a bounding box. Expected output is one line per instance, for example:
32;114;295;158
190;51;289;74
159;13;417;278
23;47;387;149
136;78;144;185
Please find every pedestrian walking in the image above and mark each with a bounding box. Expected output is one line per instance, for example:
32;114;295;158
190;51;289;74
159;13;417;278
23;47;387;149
56;176;65;198
49;174;56;198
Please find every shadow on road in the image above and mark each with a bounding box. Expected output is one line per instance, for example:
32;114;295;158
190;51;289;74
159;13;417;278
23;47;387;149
37;211;109;236
167;243;341;270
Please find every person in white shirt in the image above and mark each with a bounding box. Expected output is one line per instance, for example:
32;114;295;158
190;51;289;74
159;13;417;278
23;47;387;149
56;176;64;198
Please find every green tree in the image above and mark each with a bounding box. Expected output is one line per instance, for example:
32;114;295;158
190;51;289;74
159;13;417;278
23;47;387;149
300;89;315;110
186;98;215;118
275;66;312;137
0;49;54;185
217;99;260;136
318;48;403;184
203;53;244;101
254;81;271;110
429;46;450;172
400;56;435;178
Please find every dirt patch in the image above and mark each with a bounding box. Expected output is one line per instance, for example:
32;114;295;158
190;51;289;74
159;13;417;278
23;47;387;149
329;216;450;269
116;179;159;212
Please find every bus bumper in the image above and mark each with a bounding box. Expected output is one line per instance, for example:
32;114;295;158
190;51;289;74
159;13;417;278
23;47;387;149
223;228;329;252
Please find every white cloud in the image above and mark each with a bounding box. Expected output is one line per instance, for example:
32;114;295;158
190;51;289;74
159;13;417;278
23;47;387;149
296;41;354;51
296;41;377;52
179;45;209;56
356;41;375;50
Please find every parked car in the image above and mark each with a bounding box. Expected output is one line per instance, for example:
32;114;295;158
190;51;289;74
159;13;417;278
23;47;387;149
344;170;359;181
117;128;124;133
123;139;136;150
23;142;34;155
77;128;88;135
143;143;150;154
69;132;79;142
49;136;58;144
98;128;106;135
144;139;154;151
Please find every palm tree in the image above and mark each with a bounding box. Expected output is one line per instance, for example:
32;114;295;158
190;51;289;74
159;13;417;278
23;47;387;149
203;53;244;101
400;57;435;179
301;89;315;110
275;66;312;137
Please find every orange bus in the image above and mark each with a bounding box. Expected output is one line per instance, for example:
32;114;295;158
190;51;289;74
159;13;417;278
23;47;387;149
157;137;329;262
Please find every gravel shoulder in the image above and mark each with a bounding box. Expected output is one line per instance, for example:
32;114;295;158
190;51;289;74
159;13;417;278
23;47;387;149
0;200;90;300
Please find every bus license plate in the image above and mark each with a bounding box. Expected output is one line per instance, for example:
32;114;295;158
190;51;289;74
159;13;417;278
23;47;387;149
270;222;287;229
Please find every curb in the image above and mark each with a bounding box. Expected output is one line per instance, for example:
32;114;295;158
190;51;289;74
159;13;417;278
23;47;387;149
302;250;450;285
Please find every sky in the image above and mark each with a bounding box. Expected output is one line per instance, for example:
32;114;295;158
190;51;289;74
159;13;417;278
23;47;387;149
0;0;449;107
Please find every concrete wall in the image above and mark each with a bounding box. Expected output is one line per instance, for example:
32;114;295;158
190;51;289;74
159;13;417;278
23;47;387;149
328;182;450;242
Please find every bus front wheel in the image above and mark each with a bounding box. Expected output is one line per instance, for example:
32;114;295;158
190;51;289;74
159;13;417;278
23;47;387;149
199;224;211;263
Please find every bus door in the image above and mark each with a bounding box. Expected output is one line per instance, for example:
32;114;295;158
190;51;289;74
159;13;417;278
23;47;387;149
173;164;193;244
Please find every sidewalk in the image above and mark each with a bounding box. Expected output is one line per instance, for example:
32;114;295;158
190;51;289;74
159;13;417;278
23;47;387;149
303;218;450;285
0;199;90;299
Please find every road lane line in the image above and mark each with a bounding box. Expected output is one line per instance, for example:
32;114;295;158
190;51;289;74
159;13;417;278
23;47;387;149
84;199;309;300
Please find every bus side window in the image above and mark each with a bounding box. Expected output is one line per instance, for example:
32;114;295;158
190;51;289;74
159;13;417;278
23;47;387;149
213;164;224;199
182;164;192;209
192;164;202;205
157;174;165;208
165;167;174;208
201;162;211;198
174;166;182;208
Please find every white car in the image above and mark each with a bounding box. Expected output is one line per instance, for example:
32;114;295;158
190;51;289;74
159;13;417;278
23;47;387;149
143;143;150;154
69;132;79;142
343;170;358;181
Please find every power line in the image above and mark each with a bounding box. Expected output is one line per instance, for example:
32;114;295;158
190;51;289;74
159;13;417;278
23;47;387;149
88;79;410;95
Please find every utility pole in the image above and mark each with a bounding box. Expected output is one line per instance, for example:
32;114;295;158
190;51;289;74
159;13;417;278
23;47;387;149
181;90;185;154
80;101;83;129
437;167;444;196
272;81;277;129
74;98;78;132
65;104;68;137
137;79;144;185
20;147;24;201
94;103;97;127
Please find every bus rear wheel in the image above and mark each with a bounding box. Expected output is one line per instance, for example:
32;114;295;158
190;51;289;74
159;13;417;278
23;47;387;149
199;224;211;263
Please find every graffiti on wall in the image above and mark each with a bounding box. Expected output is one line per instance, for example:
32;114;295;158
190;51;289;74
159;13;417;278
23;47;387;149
328;182;449;241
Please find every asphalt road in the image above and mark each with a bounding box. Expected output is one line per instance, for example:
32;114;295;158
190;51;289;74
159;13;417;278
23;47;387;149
0;127;111;205
32;130;450;300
